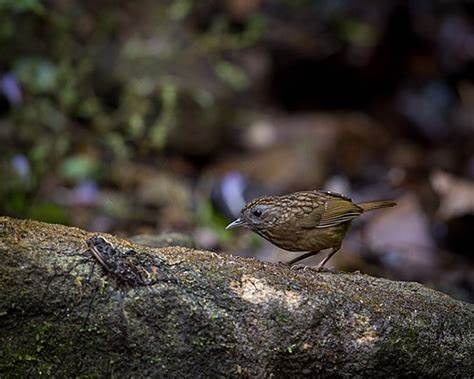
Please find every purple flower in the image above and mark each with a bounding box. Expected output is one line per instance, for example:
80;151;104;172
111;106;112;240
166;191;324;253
221;172;247;217
71;180;99;206
0;73;22;106
11;154;30;179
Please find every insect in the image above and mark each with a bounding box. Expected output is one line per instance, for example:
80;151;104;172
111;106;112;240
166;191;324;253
87;236;159;286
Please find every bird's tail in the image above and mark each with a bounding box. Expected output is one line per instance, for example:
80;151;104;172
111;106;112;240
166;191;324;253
358;200;396;212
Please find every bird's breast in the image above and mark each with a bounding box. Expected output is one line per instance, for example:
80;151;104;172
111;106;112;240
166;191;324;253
255;223;348;252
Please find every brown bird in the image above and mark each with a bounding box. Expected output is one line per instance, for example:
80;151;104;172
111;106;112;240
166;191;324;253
226;190;395;268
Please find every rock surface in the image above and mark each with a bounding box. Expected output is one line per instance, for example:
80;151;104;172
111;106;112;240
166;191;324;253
0;216;473;377
130;232;196;249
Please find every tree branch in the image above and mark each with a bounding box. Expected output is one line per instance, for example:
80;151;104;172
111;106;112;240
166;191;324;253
0;216;473;377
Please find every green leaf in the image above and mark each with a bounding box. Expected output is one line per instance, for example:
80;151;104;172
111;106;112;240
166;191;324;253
168;0;193;20
28;202;69;224
215;61;249;91
59;155;99;181
0;0;44;13
339;20;376;47
14;57;58;94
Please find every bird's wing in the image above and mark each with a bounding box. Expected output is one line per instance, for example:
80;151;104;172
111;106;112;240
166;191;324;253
300;191;363;229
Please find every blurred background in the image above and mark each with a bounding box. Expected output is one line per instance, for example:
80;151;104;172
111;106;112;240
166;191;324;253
1;0;473;301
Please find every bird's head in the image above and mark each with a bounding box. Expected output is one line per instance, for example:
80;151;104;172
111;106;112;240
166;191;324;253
225;197;279;232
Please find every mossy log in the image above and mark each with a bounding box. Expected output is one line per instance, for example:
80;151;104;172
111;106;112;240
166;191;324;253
0;216;473;378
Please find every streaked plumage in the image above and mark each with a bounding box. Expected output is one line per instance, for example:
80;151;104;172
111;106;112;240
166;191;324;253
226;190;395;268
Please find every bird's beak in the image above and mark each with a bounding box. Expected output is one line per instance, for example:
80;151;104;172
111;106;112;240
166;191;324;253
225;218;245;230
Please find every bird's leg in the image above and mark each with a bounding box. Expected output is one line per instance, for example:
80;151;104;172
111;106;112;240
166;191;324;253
287;251;320;267
316;247;340;270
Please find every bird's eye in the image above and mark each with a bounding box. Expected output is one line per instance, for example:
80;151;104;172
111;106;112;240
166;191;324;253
252;209;262;217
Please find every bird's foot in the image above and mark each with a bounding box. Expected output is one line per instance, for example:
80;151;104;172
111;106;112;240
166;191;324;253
292;265;338;273
275;261;307;271
313;266;338;273
275;261;290;269
275;261;336;273
291;264;320;272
